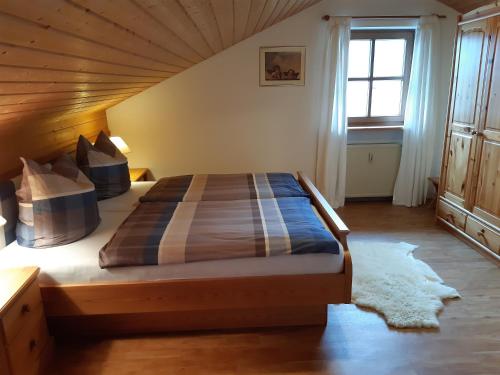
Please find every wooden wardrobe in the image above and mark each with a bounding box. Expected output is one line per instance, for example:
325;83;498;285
438;7;500;260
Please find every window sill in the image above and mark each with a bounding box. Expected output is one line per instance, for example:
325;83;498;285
348;125;404;131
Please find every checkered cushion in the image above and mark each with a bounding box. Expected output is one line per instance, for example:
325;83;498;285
76;131;131;200
16;155;100;248
0;181;18;249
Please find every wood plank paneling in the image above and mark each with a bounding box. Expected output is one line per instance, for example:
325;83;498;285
262;0;289;29
0;43;170;79
211;0;235;48
0;98;123;126
234;0;252;43
0;94;135;114
134;0;213;59
438;0;496;14
0;110;109;180
254;0;280;33
245;0;267;38
0;12;180;73
0;82;151;94
71;0;204;64
179;0;224;53
0;89;144;106
0;66;164;84
276;0;301;22
0;0;194;68
0;0;318;170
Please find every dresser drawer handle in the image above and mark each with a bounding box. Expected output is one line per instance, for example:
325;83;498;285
477;229;489;243
29;339;37;352
445;213;455;223
21;304;31;314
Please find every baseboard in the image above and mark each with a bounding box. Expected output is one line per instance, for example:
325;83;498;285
346;196;393;203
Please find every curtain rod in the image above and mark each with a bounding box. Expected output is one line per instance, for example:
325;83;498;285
322;14;447;21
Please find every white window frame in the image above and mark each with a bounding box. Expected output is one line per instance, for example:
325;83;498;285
348;29;415;127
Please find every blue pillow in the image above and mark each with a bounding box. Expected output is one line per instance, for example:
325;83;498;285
76;131;131;200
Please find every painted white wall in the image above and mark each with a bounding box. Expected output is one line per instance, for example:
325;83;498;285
106;0;458;180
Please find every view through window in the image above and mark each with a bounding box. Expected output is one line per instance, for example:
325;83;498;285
347;30;415;127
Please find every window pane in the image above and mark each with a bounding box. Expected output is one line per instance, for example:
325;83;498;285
348;40;371;78
347;80;369;117
371;80;403;117
373;39;406;77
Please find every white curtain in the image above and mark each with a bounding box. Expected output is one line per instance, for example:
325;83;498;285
393;16;441;207
316;17;351;208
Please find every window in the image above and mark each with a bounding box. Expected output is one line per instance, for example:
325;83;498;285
347;30;414;127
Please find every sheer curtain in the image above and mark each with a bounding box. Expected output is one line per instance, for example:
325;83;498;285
393;16;441;207
315;17;351;208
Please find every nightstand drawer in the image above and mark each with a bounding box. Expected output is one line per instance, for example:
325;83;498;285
7;311;49;375
2;281;43;344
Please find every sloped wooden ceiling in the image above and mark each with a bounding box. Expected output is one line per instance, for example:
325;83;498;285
438;0;497;14
0;0;320;128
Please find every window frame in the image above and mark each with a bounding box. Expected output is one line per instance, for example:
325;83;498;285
348;29;415;128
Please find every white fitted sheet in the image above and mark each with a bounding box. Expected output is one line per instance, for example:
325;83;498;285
0;182;344;286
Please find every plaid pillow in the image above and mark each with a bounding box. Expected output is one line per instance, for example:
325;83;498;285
16;155;100;248
0;181;18;249
76;131;131;200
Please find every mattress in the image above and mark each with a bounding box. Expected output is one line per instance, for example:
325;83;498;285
0;182;344;286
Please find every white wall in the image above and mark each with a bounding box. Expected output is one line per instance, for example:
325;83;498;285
106;0;458;180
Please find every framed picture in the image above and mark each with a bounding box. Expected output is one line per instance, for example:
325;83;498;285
259;46;306;86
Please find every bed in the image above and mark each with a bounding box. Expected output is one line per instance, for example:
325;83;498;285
0;172;351;335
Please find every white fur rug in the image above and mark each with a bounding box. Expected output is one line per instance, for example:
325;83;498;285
349;241;460;328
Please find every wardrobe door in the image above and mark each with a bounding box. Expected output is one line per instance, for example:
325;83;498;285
471;16;500;227
442;20;489;209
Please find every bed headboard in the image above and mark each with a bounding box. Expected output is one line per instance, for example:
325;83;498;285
0;181;18;249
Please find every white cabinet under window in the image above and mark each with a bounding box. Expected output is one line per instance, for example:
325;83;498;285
346;143;401;198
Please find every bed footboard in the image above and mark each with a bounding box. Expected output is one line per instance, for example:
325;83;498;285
297;171;352;303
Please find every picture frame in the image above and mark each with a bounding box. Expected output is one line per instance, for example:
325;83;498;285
259;46;306;86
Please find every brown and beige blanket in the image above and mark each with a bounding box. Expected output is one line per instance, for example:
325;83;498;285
139;173;309;202
99;197;339;268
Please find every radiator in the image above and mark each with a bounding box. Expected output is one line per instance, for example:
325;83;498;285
346;143;402;198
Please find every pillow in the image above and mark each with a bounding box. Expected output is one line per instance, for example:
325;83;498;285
76;131;131;200
0;181;18;249
16;155;100;248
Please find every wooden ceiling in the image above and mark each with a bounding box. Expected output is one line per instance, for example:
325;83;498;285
0;0;495;132
438;0;497;14
0;0;320;128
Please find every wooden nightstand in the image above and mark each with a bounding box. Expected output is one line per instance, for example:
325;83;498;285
0;267;52;375
129;168;149;182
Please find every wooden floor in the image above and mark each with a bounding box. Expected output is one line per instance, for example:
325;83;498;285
48;202;500;375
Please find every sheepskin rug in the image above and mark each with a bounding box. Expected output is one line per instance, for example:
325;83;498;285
349;241;460;328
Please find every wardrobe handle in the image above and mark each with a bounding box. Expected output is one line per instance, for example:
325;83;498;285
445;214;455;224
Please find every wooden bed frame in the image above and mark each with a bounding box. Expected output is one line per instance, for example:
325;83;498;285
40;172;352;335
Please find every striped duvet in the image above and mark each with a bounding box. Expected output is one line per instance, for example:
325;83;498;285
139;173;309;202
99;197;339;268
